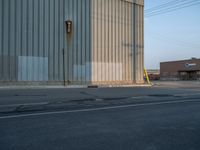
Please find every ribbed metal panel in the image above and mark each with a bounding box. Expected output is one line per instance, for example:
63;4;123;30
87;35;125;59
66;0;92;85
0;0;92;84
0;0;2;80
0;0;144;85
91;0;144;84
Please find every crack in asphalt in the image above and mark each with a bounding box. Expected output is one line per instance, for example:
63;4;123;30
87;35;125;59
0;94;47;98
1;93;200;115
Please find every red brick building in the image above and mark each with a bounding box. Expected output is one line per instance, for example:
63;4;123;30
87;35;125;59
160;58;200;80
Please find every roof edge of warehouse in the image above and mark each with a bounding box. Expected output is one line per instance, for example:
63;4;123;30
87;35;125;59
122;0;144;6
160;58;200;64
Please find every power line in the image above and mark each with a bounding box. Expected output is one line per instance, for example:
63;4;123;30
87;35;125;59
145;0;194;14
146;2;200;17
145;0;200;17
145;0;200;16
145;0;184;12
146;1;200;16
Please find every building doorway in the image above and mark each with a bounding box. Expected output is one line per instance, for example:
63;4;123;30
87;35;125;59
179;71;198;80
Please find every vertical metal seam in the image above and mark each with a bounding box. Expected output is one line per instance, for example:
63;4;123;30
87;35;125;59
128;2;130;81
96;0;99;82
26;0;28;81
63;0;65;82
66;0;69;82
91;0;94;82
118;0;121;81
142;5;144;79
37;0;40;80
76;0;78;82
134;3;136;81
71;0;73;82
68;0;71;82
104;0;107;82
42;0;44;56
72;0;74;82
115;0;117;82
107;0;110;82
76;0;79;83
101;0;103;82
27;0;30;81
99;0;101;82
85;0;87;83
129;2;131;81
47;0;50;81
8;0;11;80
125;3;129;81
105;0;108;82
14;0;17;81
94;0;96;82
18;0;23;79
85;0;87;84
122;1;124;81
43;0;45;80
111;0;113;82
131;2;133;81
1;1;5;80
0;0;2;79
53;0;55;80
99;0;102;82
102;0;104;82
75;0;77;83
140;5;142;82
32;0;34;57
89;0;91;83
38;0;40;58
58;0;60;81
124;0;126;82
9;0;12;81
109;0;111;83
21;0;24;80
56;0;59;81
80;0;84;84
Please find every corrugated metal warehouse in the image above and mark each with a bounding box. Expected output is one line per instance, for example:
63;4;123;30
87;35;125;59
0;0;144;85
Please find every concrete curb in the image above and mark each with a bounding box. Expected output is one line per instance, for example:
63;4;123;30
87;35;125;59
0;84;152;90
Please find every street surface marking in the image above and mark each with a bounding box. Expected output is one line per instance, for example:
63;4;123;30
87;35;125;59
0;99;200;120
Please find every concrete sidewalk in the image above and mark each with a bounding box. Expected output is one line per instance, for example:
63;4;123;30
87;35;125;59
153;81;200;88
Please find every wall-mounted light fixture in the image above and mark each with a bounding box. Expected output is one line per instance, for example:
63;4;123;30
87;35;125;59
65;20;72;34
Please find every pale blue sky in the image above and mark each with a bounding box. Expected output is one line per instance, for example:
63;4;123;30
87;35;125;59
144;0;200;69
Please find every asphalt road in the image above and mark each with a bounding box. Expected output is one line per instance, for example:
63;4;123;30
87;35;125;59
0;85;200;150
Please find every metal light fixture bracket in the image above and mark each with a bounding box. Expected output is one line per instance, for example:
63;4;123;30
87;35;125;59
65;20;72;34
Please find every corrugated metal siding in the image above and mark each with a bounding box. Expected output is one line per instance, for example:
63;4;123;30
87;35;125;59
0;0;143;85
66;0;92;85
0;0;2;80
135;1;144;83
91;0;144;84
0;0;91;84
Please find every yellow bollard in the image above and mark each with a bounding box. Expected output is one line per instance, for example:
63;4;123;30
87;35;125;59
144;68;151;85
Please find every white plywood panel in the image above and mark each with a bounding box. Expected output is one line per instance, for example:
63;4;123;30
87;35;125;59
18;56;48;81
